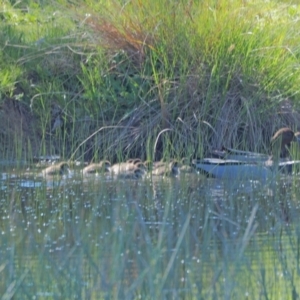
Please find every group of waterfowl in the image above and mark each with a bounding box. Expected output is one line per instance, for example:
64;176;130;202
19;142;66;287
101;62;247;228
41;158;181;179
41;127;300;181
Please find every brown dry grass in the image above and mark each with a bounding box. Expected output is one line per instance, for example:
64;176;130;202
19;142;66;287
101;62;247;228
86;12;156;68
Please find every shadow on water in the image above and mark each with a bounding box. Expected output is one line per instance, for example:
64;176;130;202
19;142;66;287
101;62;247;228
0;165;300;298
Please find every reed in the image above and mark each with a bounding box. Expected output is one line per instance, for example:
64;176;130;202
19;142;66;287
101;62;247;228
0;172;300;298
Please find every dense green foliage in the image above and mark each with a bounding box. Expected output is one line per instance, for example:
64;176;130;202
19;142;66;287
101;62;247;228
1;0;300;161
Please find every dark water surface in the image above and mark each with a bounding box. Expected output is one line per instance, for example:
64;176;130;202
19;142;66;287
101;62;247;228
0;166;300;299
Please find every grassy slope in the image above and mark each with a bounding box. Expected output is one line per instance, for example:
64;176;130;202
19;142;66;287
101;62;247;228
1;0;300;162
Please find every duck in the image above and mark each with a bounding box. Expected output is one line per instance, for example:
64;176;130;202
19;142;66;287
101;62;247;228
82;160;111;175
151;161;180;177
270;127;297;159
42;162;70;176
193;128;300;179
211;128;299;163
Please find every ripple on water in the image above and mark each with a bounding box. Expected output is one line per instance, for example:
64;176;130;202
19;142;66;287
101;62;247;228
0;166;299;298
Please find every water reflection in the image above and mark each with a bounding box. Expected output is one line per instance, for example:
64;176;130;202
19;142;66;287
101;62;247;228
0;166;299;298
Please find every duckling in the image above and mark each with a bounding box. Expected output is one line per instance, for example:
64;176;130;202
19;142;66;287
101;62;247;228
82;160;111;175
42;162;70;176
143;160;169;172
152;161;180;177
111;159;144;174
180;157;195;174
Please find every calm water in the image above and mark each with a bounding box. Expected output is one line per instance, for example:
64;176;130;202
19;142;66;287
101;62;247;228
0;165;300;298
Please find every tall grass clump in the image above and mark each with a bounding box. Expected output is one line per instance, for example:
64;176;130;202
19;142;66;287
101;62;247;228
76;0;300;161
1;0;300;161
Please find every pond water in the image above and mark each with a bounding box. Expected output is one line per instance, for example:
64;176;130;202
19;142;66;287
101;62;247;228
0;165;300;299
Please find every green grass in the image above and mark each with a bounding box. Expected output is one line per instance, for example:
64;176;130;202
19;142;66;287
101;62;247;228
2;1;300;297
1;0;300;162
